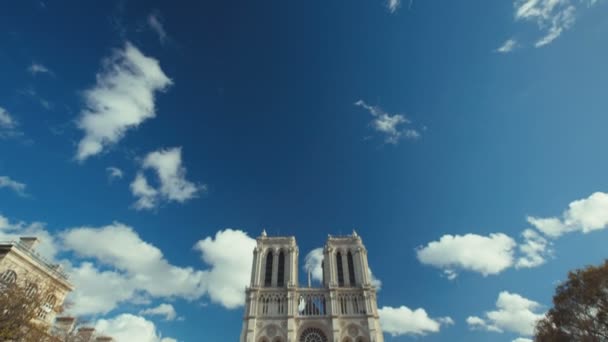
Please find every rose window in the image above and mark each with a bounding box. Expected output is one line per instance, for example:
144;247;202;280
299;328;328;342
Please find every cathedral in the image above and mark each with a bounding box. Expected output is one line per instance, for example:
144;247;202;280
240;231;384;342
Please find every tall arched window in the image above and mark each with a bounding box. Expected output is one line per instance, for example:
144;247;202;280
347;251;356;286
25;283;38;298
321;261;325;284
264;251;274;287
0;270;17;285
277;251;285;287
336;252;344;286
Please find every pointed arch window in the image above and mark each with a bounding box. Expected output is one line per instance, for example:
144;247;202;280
336;252;344;286
264;251;273;287
277;251;285;287
347;251;356;286
321;261;325;285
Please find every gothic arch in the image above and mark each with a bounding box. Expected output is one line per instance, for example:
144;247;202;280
277;249;285;287
264;250;273;286
336;251;344;286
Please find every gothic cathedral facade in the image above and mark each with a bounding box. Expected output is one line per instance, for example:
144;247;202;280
240;231;384;342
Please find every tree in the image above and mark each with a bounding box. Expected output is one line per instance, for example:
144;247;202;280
0;275;63;341
535;260;608;342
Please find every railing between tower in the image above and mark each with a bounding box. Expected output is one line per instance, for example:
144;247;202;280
254;288;368;318
297;289;328;317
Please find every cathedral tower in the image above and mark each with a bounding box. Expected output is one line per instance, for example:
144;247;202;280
240;231;383;342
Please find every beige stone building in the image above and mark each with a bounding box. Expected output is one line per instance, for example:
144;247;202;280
0;237;74;328
240;231;384;342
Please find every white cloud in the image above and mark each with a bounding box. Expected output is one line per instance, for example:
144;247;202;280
1;214;259;317
106;166;124;180
416;233;516;277
95;314;176;342
379;306;452;336
0;176;27;197
139;303;177;321
148;12;168;44
528;192;608;237
0;107;17;129
387;0;401;13
303;247;382;289
61;223;207;315
65;261;136;315
303;248;324;283
28;63;53;76
75;42;172;161
0;215;59;260
467;291;544;336
130;172;159;210
496;38;518;53
513;338;533;342
354;100;420;144
516;229;550;268
0;107;22;139
512;0;600;47
194;229;256;309
130;147;204;210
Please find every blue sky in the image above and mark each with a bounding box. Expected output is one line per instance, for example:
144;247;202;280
1;0;608;341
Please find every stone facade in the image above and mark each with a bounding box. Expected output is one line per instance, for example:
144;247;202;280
240;231;384;342
0;237;74;328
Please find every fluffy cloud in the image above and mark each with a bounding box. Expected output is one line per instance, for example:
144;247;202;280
516;229;550;268
303;247;382;289
65;262;136;315
0;214;59;260
354;100;420;144
131;147;204;210
379;306;453;336
130;173;158;209
61;223;206;315
95;314;177;342
512;0;601;47
303;248;324;283
467;291;544;336
1;214;259;317
416;233;516;277
106;166;124;181
75;42;172;161
0;176;27;197
28;63;53;76
496;38;518;53
527;192;608;238
139;303;178;321
194;229;256;308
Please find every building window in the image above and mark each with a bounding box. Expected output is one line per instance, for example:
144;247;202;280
264;251;273;287
25;283;38;298
336;252;344;286
0;270;17;285
38;294;57;320
321;261;325;284
277;251;285;287
347;251;356;286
